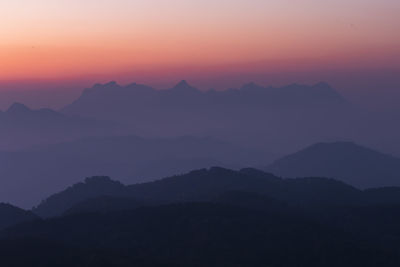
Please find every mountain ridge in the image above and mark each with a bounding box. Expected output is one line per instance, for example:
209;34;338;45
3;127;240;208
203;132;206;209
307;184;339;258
33;166;393;218
268;141;400;188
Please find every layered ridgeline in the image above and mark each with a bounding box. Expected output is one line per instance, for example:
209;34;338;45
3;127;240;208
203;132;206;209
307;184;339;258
2;140;399;209
0;102;124;150
0;135;269;208
33;167;400;218
62;81;347;121
1;167;400;266
268;142;400;188
62;81;357;152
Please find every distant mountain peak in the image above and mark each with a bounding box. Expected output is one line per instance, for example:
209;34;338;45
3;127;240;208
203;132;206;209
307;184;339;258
105;81;119;87
6;102;31;114
172;80;198;91
92;81;120;89
177;80;189;86
268;141;400;188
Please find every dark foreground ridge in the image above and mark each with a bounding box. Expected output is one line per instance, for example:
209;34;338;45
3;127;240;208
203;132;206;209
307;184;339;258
33;167;400;218
2;167;400;266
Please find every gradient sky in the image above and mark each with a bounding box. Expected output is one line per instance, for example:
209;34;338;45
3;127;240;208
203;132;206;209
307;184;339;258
1;0;399;81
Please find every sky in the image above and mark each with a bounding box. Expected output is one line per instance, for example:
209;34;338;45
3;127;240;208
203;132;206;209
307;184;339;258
0;0;399;109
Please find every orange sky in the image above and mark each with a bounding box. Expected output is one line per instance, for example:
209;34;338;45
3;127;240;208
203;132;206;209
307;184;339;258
0;0;399;81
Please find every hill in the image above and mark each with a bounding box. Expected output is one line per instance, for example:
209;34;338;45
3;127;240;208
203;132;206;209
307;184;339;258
33;167;364;217
0;203;38;230
0;136;266;208
3;202;400;267
268;142;400;188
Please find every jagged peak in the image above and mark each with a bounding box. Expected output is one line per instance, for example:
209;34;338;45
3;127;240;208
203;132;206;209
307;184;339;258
92;81;120;89
172;80;198;91
105;81;119;87
176;80;189;87
6;102;31;114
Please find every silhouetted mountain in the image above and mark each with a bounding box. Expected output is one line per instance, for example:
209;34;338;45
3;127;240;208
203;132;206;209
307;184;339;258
171;80;199;93
0;102;124;150
33;166;400;219
0;135;267;208
6;102;32;114
3;203;400;267
5;167;400;266
61;80;358;153
0;203;38;230
34;167;366;217
268;142;400;188
126;167;362;206
63;81;346;119
33;177;129;218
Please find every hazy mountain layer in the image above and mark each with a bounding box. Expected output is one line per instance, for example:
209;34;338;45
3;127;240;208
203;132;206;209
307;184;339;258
268;142;400;188
0;136;268;208
0;103;124;150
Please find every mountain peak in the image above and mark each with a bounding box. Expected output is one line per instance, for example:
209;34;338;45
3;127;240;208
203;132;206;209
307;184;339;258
268;141;400;188
6;102;31;114
176;80;189;87
105;81;119;87
92;81;120;89
172;80;198;92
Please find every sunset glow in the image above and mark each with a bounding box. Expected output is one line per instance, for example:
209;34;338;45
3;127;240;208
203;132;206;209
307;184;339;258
1;0;399;81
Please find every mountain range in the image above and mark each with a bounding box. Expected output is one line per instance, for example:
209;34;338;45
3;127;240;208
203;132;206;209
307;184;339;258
61;80;357;152
1;80;400;209
1;135;399;208
2;80;399;155
0;135;269;208
32;167;400;218
62;81;347;120
2;167;400;266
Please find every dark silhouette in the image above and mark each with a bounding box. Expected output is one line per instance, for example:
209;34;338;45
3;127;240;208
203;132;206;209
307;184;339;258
0;203;38;230
2;203;400;267
1;167;400;266
33;167;399;218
